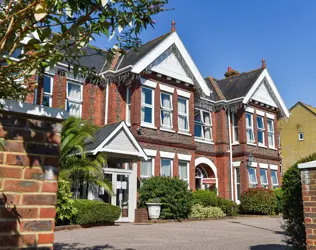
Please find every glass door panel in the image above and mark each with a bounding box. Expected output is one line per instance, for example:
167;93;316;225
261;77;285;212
116;174;129;218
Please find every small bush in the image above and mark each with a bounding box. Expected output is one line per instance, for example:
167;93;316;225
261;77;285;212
55;178;77;226
239;188;277;215
72;199;121;225
217;198;238;216
189;204;225;219
139;176;192;220
192;190;218;207
274;188;283;215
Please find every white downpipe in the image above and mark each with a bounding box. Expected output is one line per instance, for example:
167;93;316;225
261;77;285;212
227;109;234;201
105;81;109;124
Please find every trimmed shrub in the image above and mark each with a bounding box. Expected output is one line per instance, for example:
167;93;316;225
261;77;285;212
189;204;225;219
55;178;77;226
72;199;121;225
273;188;283;215
139;176;192;220
282;153;316;249
192;190;218;207
217;198;238;216
239;188;277;215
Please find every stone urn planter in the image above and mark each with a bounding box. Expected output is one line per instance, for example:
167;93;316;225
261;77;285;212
146;198;162;220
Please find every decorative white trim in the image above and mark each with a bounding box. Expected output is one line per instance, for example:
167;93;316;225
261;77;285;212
176;89;191;98
246;107;255;113
249;162;258;168
247;142;257;147
233;161;241;167
131;32;211;96
195;138;214;145
0;99;68;119
266;113;275;119
160;151;175;159
243;68;290;118
144;149;157;157
270;164;278;170
195;157;218;194
259;163;268;169
159;84;174;94
141;78;157;88
160;127;176;133
256;110;265;116
178;153;192;161
298;161;316;169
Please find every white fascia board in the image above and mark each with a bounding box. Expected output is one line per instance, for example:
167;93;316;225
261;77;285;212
0;99;68;120
270;164;279;170
160;151;175;159
243;68;289;118
298;161;316;169
144;149;157;157
259;163;268;169
131;32;210;96
246;107;255;113
177;153;192;161
248;162;258;168
159;84;174;94
141;78;157;88
177;89;191;98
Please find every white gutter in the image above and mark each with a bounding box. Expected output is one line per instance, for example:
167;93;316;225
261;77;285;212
200;96;244;105
227;109;234;201
98;65;133;76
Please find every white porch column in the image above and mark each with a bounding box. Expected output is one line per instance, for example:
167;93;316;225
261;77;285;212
128;162;138;222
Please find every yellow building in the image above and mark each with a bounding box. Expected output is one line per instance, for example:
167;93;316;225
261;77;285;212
279;102;316;172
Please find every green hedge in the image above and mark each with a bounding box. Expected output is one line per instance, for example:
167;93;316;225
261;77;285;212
217;198;238;216
189;204;225;219
139;176;192;220
282;153;316;249
239;188;277;215
72;199;121;225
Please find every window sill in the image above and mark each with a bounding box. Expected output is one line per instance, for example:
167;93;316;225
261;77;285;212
178;131;192;136
258;144;267;148
195;138;214;145
160;127;175;133
141;123;157;130
247;142;257;147
232;141;240;145
269;147;278;151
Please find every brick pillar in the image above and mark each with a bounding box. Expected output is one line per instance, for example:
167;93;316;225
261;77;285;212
0;100;66;249
298;161;316;249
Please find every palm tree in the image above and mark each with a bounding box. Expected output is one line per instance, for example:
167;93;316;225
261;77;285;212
60;117;112;199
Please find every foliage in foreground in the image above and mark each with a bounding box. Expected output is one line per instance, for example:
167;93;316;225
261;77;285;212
189;204;225;219
139;176;192;220
55;177;77;226
282;153;316;249
72;199;121;225
239;188;277;215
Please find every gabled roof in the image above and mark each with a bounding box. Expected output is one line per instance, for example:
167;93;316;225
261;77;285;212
290;102;316;116
215;68;265;100
204;77;221;101
84;121;148;160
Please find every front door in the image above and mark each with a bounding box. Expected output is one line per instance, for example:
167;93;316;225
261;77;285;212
116;174;129;219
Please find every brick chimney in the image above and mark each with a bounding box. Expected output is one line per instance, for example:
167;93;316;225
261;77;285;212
224;67;240;78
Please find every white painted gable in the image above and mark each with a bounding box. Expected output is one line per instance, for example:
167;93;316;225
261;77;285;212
148;45;193;84
251;83;277;107
103;129;138;153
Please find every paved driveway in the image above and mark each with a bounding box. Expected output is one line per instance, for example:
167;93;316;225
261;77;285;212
54;217;286;250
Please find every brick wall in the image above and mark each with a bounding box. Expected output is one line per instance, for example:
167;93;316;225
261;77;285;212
0;102;65;249
298;162;316;249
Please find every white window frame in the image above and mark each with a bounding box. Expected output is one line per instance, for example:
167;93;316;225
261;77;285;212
178;160;190;185
270;169;279;189
259;169;268;188
257;116;265;146
160;158;173;177
299;132;304;141
126;86;131;125
194;109;213;141
160;92;173;129
232;113;239;142
42;75;53;107
140;157;155;181
248;167;258;188
141;86;155;126
178;97;189;132
268;119;275;148
234;167;241;203
66;81;83;118
246;113;255;143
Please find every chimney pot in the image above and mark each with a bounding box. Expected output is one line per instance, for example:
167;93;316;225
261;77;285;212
171;20;176;32
228;66;232;72
262;58;266;68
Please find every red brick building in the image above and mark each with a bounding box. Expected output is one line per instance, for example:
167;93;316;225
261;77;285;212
26;25;289;222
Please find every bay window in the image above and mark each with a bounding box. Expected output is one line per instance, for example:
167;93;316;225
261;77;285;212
194;109;212;141
178;161;189;185
178;97;189;132
260;169;268;188
257;116;265;146
248;167;257;188
271;170;279;189
141;87;154;125
66;82;82;118
161;158;172;177
268;119;275;147
42;75;53;107
246;113;255;143
160;92;173;129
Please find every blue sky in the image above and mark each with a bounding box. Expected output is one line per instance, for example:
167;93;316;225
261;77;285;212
93;0;316;109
